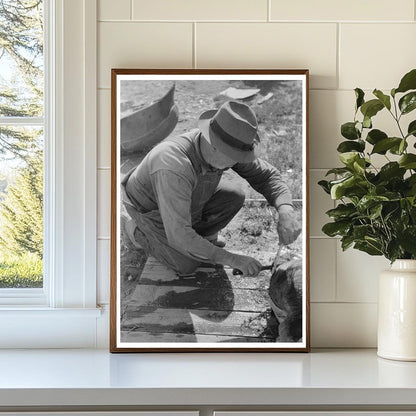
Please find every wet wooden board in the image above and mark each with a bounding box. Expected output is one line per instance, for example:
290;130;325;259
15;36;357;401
120;256;278;343
126;284;269;312
122;308;277;338
120;331;272;343
140;256;271;290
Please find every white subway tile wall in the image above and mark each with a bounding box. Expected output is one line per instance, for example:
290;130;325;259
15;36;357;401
98;90;111;168
99;0;131;21
339;24;416;90
97;239;110;305
311;303;378;347
270;0;415;22
98;22;193;88
96;0;416;347
196;23;338;89
97;169;111;239
132;0;268;21
310;239;336;302
336;246;389;303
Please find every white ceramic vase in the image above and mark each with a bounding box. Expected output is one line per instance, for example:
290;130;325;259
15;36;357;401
378;259;416;361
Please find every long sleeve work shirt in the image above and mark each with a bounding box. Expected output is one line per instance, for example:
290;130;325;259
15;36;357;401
125;129;293;264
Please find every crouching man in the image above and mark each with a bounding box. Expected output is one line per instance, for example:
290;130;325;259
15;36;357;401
122;100;301;277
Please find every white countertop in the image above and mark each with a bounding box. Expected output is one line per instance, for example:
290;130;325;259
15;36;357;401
0;348;416;407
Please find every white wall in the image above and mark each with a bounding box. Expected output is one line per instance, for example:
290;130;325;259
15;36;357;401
96;0;416;347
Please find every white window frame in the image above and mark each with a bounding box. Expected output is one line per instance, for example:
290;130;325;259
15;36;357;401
0;0;101;348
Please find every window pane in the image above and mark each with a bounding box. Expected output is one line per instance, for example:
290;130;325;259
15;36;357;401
0;0;44;117
0;126;43;288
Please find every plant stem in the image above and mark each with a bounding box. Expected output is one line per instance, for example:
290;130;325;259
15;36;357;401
390;97;406;139
380;214;391;241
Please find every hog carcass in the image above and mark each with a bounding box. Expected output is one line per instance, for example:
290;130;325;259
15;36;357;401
268;258;302;342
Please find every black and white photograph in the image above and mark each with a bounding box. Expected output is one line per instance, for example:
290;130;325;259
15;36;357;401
110;69;309;352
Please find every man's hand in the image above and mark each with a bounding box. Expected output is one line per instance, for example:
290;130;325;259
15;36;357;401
276;205;301;245
229;253;262;277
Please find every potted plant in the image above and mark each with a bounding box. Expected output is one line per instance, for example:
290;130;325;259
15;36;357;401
319;68;416;361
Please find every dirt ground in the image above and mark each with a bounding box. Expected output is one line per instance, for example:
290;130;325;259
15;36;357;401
119;79;304;277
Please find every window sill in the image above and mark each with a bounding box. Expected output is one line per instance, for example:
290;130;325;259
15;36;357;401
0;307;103;348
0;306;102;316
0;288;47;306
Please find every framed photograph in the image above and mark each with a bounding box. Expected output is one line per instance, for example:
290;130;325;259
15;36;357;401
110;69;309;352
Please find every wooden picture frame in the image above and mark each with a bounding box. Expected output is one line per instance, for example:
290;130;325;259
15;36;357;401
110;69;310;352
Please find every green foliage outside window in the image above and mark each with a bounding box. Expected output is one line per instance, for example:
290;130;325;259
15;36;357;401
0;0;44;288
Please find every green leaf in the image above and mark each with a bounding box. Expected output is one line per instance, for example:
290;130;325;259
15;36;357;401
353;158;366;174
322;221;351;237
355;88;365;110
389;139;408;155
377;162;406;181
406;174;416;187
330;176;354;199
366;129;387;145
369;203;383;219
399;92;416;115
391;88;396;97
396;69;416;94
371;137;402;154
386;240;402;263
341;122;361;140
408;174;416;185
399;154;416;169
353;224;374;240
407;120;416;137
354;241;383;256
318;180;331;194
405;174;416;196
341;235;355;251
373;89;391;110
360;99;384;119
363;116;372;129
330;175;366;200
325;167;352;176
398;227;416;255
339;152;360;167
407;196;416;207
337;140;365;153
365;236;384;252
326;203;357;220
357;195;389;212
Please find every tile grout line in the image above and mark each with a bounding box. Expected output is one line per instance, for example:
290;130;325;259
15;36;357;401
97;19;415;24
336;22;340;90
311;301;378;305
333;231;339;303
267;0;271;22
193;22;197;69
309;236;339;239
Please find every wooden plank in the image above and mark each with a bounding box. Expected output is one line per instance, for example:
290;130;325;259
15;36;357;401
140;256;271;290
126;284;269;312
122;307;278;339
120;330;273;343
